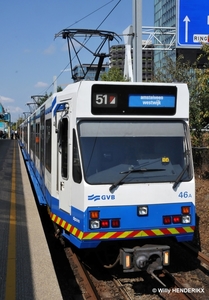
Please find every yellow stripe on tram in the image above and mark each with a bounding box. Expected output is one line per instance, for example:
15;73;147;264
5;144;16;300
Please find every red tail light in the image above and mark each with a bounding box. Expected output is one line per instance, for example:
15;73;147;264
111;219;120;228
163;216;171;224
172;216;181;223
101;220;109;228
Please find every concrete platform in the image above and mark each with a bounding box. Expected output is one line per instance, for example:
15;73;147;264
0;139;63;300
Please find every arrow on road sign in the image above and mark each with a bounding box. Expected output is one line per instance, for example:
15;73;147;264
183;16;190;43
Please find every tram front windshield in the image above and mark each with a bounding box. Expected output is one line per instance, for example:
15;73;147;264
78;121;193;185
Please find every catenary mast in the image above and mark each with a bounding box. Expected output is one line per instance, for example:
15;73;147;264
133;0;142;82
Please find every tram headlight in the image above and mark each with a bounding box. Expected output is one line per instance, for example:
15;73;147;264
137;206;148;216
163;249;170;266
89;220;100;229
182;215;191;224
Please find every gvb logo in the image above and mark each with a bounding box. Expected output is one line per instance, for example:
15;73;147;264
88;194;115;201
101;195;115;200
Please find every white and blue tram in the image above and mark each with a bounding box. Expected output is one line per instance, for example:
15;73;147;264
19;81;195;278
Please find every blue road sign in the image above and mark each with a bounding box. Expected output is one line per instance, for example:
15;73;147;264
177;0;209;48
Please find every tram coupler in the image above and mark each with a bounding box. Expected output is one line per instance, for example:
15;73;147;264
120;244;170;279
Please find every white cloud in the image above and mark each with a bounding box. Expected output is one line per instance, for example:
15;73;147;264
7;106;23;114
61;43;68;52
44;44;56;55
24;48;31;53
34;81;48;88
0;95;14;103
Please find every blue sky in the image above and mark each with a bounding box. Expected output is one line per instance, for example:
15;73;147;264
0;0;154;122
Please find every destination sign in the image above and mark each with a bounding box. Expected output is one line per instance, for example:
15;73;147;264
92;84;177;116
128;95;176;108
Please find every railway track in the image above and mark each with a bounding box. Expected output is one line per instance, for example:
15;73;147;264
64;247;100;300
64;246;131;300
161;269;203;300
43;209;209;300
183;242;209;268
63;242;209;300
159;241;209;300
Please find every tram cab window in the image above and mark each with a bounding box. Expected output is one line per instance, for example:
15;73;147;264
73;129;82;183
78;120;193;185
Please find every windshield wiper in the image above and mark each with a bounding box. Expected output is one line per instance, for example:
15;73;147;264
172;163;189;189
120;168;165;174
109;167;165;192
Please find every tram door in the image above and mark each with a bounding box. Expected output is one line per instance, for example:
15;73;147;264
57;116;72;213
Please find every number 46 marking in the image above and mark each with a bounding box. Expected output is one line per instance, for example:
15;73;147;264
178;191;192;198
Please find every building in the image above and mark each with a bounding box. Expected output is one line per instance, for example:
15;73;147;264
72;42;154;82
109;42;154;82
154;0;206;69
0;103;10;137
154;0;176;69
72;64;109;81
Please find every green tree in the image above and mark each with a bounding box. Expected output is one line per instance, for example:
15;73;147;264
193;44;209;126
187;45;209;146
38;94;49;106
13;117;25;129
38;86;63;106
153;47;209;146
100;67;129;82
153;53;196;84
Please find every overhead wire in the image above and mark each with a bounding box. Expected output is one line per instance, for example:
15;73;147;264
96;0;121;29
65;0;122;80
66;0;118;29
40;0;122;96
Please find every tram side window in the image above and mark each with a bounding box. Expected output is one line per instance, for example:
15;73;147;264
33;123;36;154
30;124;34;153
45;119;51;173
35;123;40;159
73;129;82;183
24;125;28;144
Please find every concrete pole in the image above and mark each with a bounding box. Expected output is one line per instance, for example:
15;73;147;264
133;0;142;82
123;25;134;82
